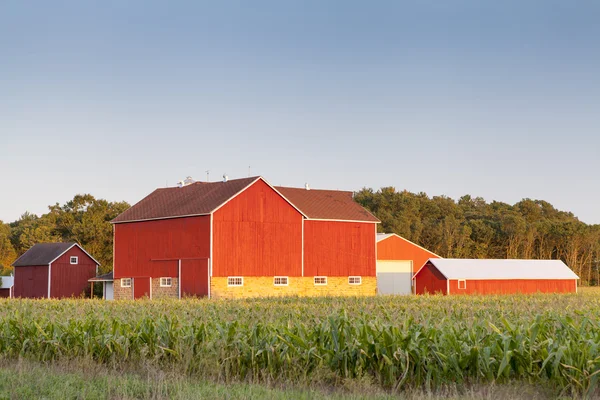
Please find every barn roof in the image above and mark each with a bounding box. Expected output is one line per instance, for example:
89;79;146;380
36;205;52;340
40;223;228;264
112;177;287;223
423;258;579;280
12;242;100;267
274;186;380;222
376;233;442;257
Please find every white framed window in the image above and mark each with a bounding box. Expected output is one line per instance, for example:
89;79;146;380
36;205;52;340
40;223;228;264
314;276;328;286
70;256;78;265
274;276;289;286
227;277;243;287
348;276;362;285
458;279;467;290
160;277;172;287
121;278;132;288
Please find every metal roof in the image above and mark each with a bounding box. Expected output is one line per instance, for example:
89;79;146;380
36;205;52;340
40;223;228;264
425;258;579;280
376;233;394;242
0;276;13;289
89;271;113;282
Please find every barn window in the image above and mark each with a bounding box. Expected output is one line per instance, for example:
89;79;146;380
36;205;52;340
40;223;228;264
314;276;327;286
348;276;362;285
160;277;172;287
70;256;78;265
274;276;289;286
121;278;132;288
458;279;467;289
227;277;243;287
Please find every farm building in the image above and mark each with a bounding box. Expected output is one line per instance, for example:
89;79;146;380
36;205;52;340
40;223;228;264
12;242;99;299
89;272;114;300
110;176;379;300
376;233;440;295
0;276;14;298
413;258;579;295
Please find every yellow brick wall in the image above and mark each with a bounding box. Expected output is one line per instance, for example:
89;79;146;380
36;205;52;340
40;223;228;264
210;276;377;299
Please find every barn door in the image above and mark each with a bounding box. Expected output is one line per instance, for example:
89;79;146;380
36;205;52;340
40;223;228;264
133;277;151;299
180;259;209;298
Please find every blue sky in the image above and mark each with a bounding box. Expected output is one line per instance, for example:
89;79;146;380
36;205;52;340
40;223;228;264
1;1;599;223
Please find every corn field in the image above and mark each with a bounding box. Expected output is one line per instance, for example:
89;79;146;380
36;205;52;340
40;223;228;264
1;292;600;396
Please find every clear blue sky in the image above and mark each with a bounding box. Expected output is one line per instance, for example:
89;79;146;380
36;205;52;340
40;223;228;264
1;1;599;223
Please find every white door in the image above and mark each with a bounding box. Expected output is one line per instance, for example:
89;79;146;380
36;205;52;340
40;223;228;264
104;282;114;300
376;260;413;295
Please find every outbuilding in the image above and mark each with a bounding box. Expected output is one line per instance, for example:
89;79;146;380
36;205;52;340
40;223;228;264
376;233;440;295
111;176;379;300
414;258;579;295
0;276;14;298
89;272;114;300
12;242;99;299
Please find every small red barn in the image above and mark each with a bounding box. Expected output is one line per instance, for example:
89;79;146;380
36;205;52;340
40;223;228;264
111;176;379;300
13;243;99;299
414;258;579;295
376;233;440;295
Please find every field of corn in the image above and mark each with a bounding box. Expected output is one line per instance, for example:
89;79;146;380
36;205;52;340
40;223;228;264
1;291;600;397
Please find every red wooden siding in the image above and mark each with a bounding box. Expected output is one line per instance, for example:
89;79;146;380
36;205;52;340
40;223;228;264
50;246;97;298
133;277;151;298
448;279;577;295
212;179;303;277
377;235;439;269
414;262;447;295
114;216;210;279
0;288;10;298
181;259;209;297
14;265;49;298
303;221;376;276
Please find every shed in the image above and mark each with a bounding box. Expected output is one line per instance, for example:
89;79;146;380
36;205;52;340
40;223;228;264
12;242;99;299
414;258;579;295
89;272;114;300
111;176;379;300
376;233;440;295
0;276;14;298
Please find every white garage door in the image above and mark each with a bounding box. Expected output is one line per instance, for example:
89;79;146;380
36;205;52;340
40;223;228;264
377;260;413;295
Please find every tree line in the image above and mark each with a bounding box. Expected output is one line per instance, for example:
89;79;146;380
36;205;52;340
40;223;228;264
1;189;598;284
355;187;600;284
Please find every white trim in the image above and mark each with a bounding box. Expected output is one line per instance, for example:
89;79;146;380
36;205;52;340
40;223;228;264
112;224;116;277
446;277;581;281
301;218;305;277
131;278;134;299
70;256;78;265
377;233;443;259
46;243;102;266
121;278;132;288
447;279;450;295
178;260;182;299
210;213;213;277
112;213;211;224
47;263;52;298
307;218;379;224
458;279;467;290
273;276;289;286
160;277;172;287
314;276;327;286
207;258;211;299
413;260;448;280
348;276;362;285
227;276;243;287
149;277;152;299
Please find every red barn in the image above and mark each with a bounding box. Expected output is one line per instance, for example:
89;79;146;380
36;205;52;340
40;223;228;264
12;243;99;299
376;233;440;295
414;258;579;295
0;276;14;298
110;176;379;299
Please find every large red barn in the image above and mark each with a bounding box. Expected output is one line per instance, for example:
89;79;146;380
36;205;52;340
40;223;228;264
12;243;99;299
110;176;379;299
414;258;578;295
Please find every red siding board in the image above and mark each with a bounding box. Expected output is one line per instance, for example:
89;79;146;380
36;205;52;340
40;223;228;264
414;262;447;295
133;277;151;298
14;265;49;298
0;288;10;298
449;279;577;295
181;259;209;297
50;246;97;298
212;179;303;277
114;216;210;279
303;221;376;277
377;235;439;269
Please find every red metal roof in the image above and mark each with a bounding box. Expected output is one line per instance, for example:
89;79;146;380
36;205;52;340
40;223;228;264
112;177;260;223
275;186;380;222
